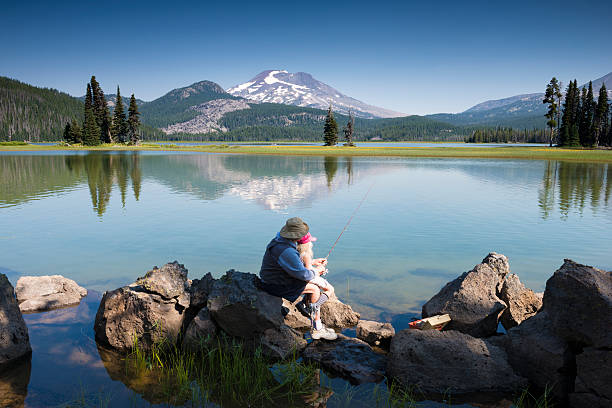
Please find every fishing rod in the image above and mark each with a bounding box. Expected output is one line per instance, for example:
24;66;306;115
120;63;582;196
325;182;374;260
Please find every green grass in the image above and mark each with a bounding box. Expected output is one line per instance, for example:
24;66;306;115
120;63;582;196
1;142;611;162
0;140;29;146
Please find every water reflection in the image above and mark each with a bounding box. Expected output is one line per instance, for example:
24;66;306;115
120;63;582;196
0;355;31;407
539;161;612;219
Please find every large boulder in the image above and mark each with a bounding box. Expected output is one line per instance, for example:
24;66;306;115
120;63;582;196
0;274;31;366
189;272;214;310
422;253;510;337
303;334;386;384
320;293;360;329
260;324;307;360
499;273;542;329
181;307;217;352
569;347;612;408
15;275;87;313
543;259;612;348
94;262;190;352
207;270;283;338
387;329;527;395
282;298;312;331
356;320;395;349
501;311;571;398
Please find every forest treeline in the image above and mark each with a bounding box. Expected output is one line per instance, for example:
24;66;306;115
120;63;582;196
543;77;610;147
464;127;548;143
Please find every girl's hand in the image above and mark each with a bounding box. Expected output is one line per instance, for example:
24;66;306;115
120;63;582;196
313;258;327;266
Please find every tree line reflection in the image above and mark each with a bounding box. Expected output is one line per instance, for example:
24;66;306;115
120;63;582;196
539;161;612;219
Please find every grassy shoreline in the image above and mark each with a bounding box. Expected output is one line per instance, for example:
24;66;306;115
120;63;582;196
1;142;611;162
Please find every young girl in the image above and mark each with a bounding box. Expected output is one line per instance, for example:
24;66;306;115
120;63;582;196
297;233;334;296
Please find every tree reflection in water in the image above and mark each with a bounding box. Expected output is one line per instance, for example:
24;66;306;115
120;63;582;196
65;152;142;216
539;161;611;219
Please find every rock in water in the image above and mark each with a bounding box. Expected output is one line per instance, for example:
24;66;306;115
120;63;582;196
0;354;31;407
422;252;509;337
303;335;386;384
260;324;307;360
356;320;395;348
501;311;571;398
570;347;612;408
320;293;360;329
15;275;87;313
136;262;188;299
181;307;217;352
387;329;527;395
207;270;283;338
543;259;612;348
94;262;190;352
0;274;31;366
499;273;542;329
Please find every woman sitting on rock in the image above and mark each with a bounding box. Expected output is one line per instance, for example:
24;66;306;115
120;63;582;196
259;217;337;340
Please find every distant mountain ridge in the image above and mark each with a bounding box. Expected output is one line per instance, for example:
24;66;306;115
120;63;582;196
429;71;612;128
227;70;404;119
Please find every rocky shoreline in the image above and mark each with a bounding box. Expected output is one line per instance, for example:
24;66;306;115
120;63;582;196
1;253;610;407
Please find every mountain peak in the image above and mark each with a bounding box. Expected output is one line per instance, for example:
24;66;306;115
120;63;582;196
227;70;404;118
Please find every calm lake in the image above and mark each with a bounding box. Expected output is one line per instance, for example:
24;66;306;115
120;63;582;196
1;151;611;406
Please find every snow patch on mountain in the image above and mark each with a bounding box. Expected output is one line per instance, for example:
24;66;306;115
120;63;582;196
227;70;404;119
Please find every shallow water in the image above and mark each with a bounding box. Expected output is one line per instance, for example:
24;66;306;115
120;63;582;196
1;151;611;406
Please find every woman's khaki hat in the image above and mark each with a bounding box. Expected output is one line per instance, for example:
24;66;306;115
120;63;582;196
280;217;309;240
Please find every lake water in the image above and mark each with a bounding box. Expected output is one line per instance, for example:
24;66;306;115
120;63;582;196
1;151;611;407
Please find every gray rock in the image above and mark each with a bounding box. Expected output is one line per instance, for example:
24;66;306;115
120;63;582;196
260;324;307;360
282;298;312;331
303;334;386;384
499;273;542;329
15;275;87;313
356;320;395;348
422;252;510;337
94;262;190;352
189;272;214;310
0;274;31;366
543;259;612;348
502;311;571;398
320;293;360;329
181;307;217;352
387;329;527;395
136;261;188;300
207;270;283;338
570;347;612;407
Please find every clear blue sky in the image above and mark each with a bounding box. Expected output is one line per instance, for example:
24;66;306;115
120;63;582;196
2;0;611;114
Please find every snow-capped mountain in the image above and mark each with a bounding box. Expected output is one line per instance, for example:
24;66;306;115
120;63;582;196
227;70;404;119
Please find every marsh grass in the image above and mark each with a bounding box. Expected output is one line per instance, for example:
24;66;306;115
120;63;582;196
124;334;320;407
0;140;28;145
513;387;554;408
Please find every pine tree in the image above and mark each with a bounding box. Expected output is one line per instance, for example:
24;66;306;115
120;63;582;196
111;86;128;143
343;110;355;146
69;119;82;144
543;77;562;146
593;84;609;147
323;105;338;146
63;122;72;143
127;94;141;145
560;80;581;147
89;76;111;143
83;83;100;145
579;82;595;147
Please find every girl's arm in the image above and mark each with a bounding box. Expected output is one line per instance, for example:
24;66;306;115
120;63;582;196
301;253;313;269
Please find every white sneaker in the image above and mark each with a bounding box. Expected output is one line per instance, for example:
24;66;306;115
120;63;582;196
311;327;338;340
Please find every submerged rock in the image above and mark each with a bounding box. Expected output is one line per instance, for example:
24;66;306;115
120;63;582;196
15;275;87;313
387;329;527;395
501;311;571;398
356;320;395;348
422;252;509;337
94;262;190;352
0;353;31;408
0;274;31;366
543;259;612;348
303;334;386;384
499;273;542;329
207;270;283;338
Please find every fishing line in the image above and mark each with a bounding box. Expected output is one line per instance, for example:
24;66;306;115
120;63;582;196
325;182;375;259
